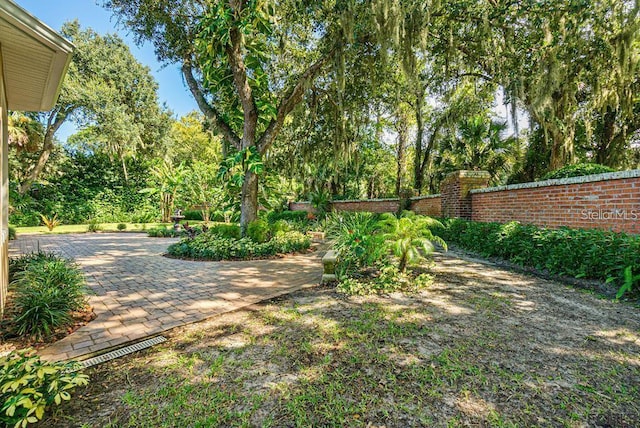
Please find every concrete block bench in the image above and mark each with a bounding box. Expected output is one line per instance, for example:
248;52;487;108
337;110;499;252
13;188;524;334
321;250;337;283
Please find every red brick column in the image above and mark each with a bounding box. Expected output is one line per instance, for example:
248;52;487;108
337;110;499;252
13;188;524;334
441;170;491;219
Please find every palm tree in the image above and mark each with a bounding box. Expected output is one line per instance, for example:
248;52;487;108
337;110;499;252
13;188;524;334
439;116;522;183
377;213;447;272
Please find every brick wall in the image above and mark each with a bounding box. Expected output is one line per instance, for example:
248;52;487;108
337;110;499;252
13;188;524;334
288;169;640;235
331;199;400;213
410;195;442;216
471;170;640;234
289;197;442;216
440;171;491;219
288;202;315;213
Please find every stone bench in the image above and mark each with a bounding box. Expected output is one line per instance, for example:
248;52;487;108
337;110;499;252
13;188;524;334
321;250;337;283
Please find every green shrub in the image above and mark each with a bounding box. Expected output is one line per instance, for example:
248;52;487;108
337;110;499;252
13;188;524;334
270;219;292;234
167;230;310;260
337;265;434;295
10;253;88;340
117;223;127;231
377;213;446;272
0;350;89;428
208;223;241;239
8;225;16;240
183;210;204;221
435;219;640;288
39;214;60;231
147;226;181;238
266;210;309;223
541;163;616;181
247;219;270;243
325;212;386;277
86;219;102;232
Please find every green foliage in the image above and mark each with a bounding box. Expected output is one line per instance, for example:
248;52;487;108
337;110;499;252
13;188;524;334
308;190;331;217
266;211;308;224
117;223;127;231
182;210;205;221
9;253;88;340
617;266;640;299
435;219;640;289
269;220;293;235
541;163;616;181
38;214;60;232
167;231;310;261
8;226;16;241
208;223;241;240
247;219;270;244
325;212;386;277
377;213;447;272
0;350;89;428
86;219;102;233
147;226;181;238
337;265;434;295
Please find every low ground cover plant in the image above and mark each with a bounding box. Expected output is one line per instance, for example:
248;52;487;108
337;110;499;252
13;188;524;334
326;211;444;294
0;350;88;428
167;219;310;260
435;218;640;298
147;226;183;238
7;252;89;340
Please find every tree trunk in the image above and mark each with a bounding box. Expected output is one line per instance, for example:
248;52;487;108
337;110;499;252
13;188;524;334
19;110;68;195
413;102;424;194
396;117;408;197
549;128;575;170
240;170;259;236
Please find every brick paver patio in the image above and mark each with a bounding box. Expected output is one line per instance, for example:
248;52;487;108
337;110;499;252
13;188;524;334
10;233;323;362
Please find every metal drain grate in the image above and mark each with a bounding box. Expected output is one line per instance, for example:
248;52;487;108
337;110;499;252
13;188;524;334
78;336;167;369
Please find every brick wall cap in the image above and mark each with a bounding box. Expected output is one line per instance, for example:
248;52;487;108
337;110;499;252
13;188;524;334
471;169;640;195
445;170;492;179
332;198;399;203
410;194;441;201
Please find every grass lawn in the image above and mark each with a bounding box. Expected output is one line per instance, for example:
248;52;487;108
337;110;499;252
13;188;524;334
14;222;205;235
42;251;640;427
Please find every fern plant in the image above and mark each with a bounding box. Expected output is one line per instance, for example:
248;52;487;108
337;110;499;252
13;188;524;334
617;266;640;299
377;213;447;272
38;214;60;231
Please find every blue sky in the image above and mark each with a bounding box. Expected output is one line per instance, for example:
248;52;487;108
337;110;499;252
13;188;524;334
14;0;199;141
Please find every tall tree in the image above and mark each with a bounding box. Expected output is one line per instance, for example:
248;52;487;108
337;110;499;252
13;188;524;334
17;21;169;193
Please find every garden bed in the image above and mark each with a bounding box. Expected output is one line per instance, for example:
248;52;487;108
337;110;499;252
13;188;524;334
40;251;640;427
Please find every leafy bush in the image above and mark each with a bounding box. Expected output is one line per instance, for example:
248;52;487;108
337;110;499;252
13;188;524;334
337;265;434;295
435;219;640;288
147;226;181;238
266;210;309;223
325;212;386;277
208;223;241;239
0;350;89;428
86;219;102;233
182;210;204;221
541;163;615;181
117;223;127;231
167;231;310;260
269;219;292;234
10;253;88;340
39;214;60;231
8;225;16;240
377;213;446;272
247;219;270;243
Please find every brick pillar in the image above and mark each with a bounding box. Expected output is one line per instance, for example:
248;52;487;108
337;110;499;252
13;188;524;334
440;170;491;219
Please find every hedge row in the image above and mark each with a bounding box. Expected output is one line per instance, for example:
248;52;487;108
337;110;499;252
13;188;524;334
435;219;640;285
167;231;310;260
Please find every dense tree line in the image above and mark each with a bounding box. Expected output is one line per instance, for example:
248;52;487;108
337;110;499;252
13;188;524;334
8;1;640;229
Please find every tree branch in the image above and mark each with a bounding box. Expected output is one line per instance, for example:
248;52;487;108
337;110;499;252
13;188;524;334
181;61;241;149
257;48;337;154
226;26;258;147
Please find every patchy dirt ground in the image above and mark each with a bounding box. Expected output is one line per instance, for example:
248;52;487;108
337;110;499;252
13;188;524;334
41;251;640;427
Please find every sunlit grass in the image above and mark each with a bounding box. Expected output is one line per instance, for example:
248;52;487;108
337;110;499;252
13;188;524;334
14;221;206;235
